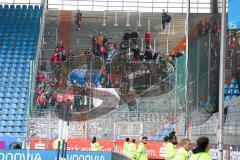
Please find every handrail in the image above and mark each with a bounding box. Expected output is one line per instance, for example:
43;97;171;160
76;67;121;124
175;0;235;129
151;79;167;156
46;0;214;13
29;0;47;115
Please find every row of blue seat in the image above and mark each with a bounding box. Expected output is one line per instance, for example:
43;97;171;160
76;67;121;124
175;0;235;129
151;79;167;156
0;103;26;109
0;4;42;10
0;120;27;126
0;126;27;133
1;108;26;115
0;114;28;121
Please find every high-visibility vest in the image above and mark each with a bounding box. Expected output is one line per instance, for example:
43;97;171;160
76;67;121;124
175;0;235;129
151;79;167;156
174;147;189;160
127;143;137;159
90;142;101;151
191;152;212;160
136;142;148;160
123;142;130;155
165;142;177;160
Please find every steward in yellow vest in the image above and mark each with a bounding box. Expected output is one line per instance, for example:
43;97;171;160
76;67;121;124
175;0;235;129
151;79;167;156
136;137;148;160
192;137;212;160
127;139;137;159
164;131;178;160
174;139;191;160
123;138;130;156
90;137;101;151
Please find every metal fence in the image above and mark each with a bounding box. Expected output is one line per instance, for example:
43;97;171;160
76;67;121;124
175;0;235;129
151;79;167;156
0;0;214;13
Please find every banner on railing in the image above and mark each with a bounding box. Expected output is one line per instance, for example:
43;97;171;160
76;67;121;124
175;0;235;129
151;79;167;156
0;150;112;160
28;138;240;160
29;138;167;159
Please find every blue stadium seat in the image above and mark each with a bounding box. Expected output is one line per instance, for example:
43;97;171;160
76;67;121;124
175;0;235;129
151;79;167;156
230;83;235;89
13;127;21;133
21;127;27;133
22;121;28;127
17;109;24;115
16;115;22;121
6;121;14;127
225;95;231;101
5;127;12;132
231;79;238;84
0;127;4;132
8;115;15;121
9;109;16;115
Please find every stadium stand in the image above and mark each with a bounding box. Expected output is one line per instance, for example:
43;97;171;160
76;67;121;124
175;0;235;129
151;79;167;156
0;4;42;136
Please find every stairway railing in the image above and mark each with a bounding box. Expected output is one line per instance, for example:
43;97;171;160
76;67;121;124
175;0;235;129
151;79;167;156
29;0;47;115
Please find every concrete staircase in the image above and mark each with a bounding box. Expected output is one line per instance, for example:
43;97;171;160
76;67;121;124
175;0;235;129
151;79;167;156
42;10;59;60
43;11;187;55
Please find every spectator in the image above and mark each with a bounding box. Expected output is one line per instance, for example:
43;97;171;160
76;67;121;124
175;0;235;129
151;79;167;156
102;35;108;46
37;93;47;110
162;9;171;31
197;21;203;36
123;32;131;41
144;31;152;47
131;45;140;61
97;32;104;46
156;54;164;65
36;86;43;96
130;29;139;44
140;51;145;60
37;71;46;84
49;73;58;88
91;37;97;55
144;47;153;60
48;92;57;109
40;60;47;71
162;9;168;30
203;19;211;35
75;10;83;31
58;75;67;89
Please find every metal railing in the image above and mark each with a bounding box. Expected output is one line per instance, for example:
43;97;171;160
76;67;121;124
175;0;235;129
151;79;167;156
46;0;212;13
29;0;47;115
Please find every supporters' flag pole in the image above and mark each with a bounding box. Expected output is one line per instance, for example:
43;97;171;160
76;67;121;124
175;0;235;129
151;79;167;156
218;0;226;159
184;0;190;138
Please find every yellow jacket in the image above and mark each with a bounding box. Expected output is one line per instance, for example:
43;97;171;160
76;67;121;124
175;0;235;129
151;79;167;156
164;142;177;160
90;142;101;151
123;142;130;155
191;152;212;160
127;143;137;159
174;147;189;160
136;142;148;160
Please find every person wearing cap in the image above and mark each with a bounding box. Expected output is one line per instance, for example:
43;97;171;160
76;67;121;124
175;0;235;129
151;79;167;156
191;137;212;160
90;137;101;151
127;139;137;159
123;138;130;156
164;131;178;160
136;137;148;160
174;138;191;160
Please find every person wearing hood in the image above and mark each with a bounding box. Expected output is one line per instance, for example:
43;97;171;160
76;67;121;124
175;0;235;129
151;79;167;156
164;131;178;160
90;137;101;151
192;137;212;160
